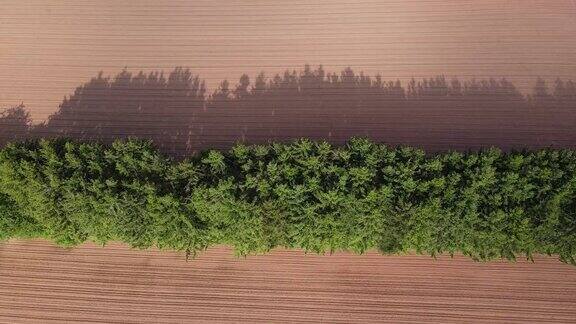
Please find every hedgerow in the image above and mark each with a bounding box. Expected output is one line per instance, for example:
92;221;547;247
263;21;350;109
0;138;575;264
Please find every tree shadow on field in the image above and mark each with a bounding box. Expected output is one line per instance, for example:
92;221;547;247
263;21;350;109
2;65;575;157
35;67;206;156
204;65;576;152
0;104;32;147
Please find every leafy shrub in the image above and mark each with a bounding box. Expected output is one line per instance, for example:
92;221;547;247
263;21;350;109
0;138;575;264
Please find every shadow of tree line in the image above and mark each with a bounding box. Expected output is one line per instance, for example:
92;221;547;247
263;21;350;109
1;65;576;156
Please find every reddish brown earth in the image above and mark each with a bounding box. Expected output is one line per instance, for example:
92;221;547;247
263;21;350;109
1;240;576;323
1;1;575;155
2;0;576;121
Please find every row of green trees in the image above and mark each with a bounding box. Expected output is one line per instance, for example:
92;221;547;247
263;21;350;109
1;138;574;263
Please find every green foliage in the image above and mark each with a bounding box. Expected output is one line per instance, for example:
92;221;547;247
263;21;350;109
0;138;575;264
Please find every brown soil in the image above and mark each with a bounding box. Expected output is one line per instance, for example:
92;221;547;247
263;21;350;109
2;0;576;120
1;240;575;323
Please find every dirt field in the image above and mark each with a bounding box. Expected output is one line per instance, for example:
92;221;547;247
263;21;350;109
2;0;576;121
1;240;575;323
3;1;576;155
